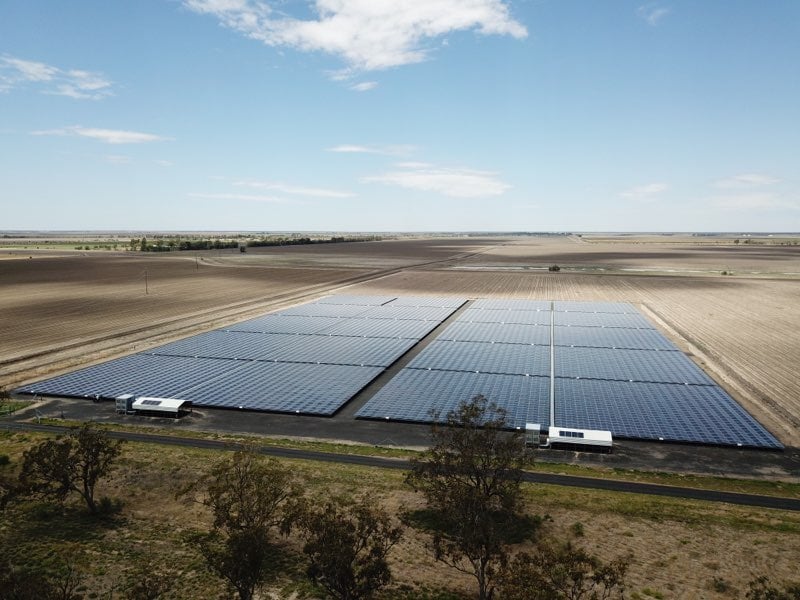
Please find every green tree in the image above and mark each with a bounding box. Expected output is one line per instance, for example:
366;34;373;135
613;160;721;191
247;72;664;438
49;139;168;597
406;396;530;600
19;423;123;514
498;544;628;600
298;495;402;600
183;447;300;600
0;557;84;600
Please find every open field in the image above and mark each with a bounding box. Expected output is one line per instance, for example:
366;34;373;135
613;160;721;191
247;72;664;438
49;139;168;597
2;234;799;450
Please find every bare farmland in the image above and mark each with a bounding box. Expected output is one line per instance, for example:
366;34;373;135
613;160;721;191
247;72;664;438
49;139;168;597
2;235;798;447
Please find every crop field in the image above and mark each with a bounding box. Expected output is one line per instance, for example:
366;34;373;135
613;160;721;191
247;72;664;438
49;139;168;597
2;234;799;449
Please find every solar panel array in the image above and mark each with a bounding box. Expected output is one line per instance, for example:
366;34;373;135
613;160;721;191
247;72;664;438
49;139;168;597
19;293;782;448
357;298;782;448
19;295;466;416
356;369;550;428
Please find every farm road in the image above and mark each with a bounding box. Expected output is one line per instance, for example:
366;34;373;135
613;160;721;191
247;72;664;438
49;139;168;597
4;421;799;513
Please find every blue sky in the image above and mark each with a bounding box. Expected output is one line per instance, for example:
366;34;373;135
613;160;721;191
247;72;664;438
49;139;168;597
1;0;798;232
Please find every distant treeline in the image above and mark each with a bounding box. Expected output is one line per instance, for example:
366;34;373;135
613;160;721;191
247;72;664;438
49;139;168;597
131;235;382;252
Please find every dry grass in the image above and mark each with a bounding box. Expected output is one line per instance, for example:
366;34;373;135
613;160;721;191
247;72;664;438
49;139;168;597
2;431;799;599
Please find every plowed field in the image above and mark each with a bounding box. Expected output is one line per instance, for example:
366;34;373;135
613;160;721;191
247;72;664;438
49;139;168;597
3;234;798;447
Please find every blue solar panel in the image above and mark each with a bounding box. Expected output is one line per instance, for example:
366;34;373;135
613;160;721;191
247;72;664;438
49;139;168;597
555;311;654;329
554;301;637;314
554;326;678;351
555;378;782;448
226;315;343;335
408;340;550;377
19;354;241;399
322;318;441;339
148;331;291;360
437;321;551;346
280;304;373;318
316;295;396;306
180;362;384;416
356;369;550;429
459;308;552;326
555;346;715;385
470;298;552;311
264;335;417;367
357;305;459;321
386;296;467;308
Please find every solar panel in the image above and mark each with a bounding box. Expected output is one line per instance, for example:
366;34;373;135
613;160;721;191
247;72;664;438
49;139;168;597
459;308;552;326
470;298;552;311
322;318;441;339
356;369;550;429
408;340;550;377
554;301;638;314
280;303;373;318
436;321;551;346
386;296;467;308
357;305;459;321
554;326;678;351
178;362;384;415
19;354;243;399
263;335;417;367
148;330;292;361
226;315;343;335
554;311;654;329
315;295;396;306
555;378;782;448
555;346;715;385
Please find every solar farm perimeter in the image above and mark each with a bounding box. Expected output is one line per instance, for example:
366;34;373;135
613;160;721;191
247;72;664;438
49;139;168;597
18;294;782;450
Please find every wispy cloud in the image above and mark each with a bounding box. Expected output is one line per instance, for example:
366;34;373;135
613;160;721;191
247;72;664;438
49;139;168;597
637;4;670;26
183;0;527;74
234;180;355;198
619;182;668;200
105;154;132;165
31;126;171;144
714;173;780;189
0;55;113;99
350;81;378;92
362;163;510;198
711;194;798;211
327;144;415;156
188;192;293;204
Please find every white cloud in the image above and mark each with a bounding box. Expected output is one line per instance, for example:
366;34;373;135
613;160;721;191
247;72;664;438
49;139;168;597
0;55;113;99
350;81;377;92
620;182;668;200
711;194;798;211
714;173;780;189
363;163;510;198
234;180;355;198
31;126;171;144
637;4;670;26
327;143;415;156
184;0;527;73
188;192;293;203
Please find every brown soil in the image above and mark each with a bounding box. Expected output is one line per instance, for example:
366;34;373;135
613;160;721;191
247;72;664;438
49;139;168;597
2;235;798;450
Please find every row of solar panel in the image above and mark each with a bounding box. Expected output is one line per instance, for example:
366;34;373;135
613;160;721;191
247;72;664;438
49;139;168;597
355;369;782;448
19;295;467;416
21;354;384;416
438;321;677;351
458;308;653;328
469;299;639;314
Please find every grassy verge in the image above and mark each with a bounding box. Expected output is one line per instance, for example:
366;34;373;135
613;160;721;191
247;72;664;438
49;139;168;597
25;419;800;498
